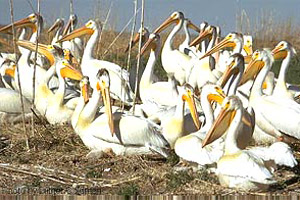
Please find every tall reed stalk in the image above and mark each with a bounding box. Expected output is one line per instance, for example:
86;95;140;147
8;0;28;149
132;0;145;114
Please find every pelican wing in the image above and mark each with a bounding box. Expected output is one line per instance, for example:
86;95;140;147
247;142;297;168
217;151;276;185
259;96;300;139
91;113;169;148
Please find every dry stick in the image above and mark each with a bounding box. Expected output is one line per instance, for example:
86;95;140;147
0;164;73;185
31;0;41;140
69;0;74;30
8;0;28;149
124;0;138;111
101;7;141;59
96;1;113;58
132;0;145;114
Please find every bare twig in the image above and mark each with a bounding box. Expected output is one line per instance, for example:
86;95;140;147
0;164;73;185
132;0;145;114
69;0;74;30
123;0;138;111
97;1;113;57
8;0;28;149
101;7;141;59
31;0;41;141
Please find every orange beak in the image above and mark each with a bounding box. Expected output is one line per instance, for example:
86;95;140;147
57;25;94;43
202;106;236;147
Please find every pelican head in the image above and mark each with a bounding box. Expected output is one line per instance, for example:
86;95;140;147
190;25;216;47
179;83;201;130
200;32;243;59
153;11;184;34
62;14;78;36
202;83;226;105
63;48;74;62
200;21;208;31
59;59;83;81
219;53;245;88
202;95;242;147
0;13;43;34
0;59;16;78
138;33;161;57
243;35;253;56
185;18;201;33
80;76;90;104
272;41;296;60
58;20;97;43
240;49;273;85
125;27;150;53
96;69;115;137
16;40;56;66
48;18;64;33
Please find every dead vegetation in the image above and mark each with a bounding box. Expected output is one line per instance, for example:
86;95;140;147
0;121;299;195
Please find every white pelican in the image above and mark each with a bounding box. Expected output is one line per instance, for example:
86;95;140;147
48;18;65;47
17;40;82;124
72;69;170;157
178;18;200;58
200;32;244;73
202;95;297;190
271;41;298;100
248;49;300;141
0;13;58;100
241;35;253;56
58;20;134;105
202;96;277;191
138;33;180;112
174;84;226;165
218;53;254;148
187;25;221;89
0;60;17;90
159;83;201;148
0;87;33;123
153;11;194;85
62;14;84;62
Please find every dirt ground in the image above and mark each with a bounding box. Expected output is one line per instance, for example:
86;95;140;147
0;121;299;196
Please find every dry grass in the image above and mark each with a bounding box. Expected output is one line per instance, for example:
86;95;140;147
0;122;299;195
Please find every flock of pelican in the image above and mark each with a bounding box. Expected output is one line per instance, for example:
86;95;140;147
0;11;299;191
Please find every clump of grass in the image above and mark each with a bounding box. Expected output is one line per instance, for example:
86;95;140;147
166;170;193;191
117;183;139;196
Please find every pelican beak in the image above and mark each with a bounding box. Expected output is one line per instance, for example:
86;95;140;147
207;86;226;105
58;25;94;43
189;27;212;47
272;46;287;60
125;31;141;53
239;57;265;85
182;91;201;130
98;82;115;137
219;61;239;88
202;104;236;147
61;61;83;80
244;55;252;64
137;37;156;58
199;37;235;60
153;15;179;34
82;82;89;104
5;65;16;78
0;16;35;33
48;20;60;33
62;18;72;36
187;20;200;33
16;40;55;66
243;45;253;56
